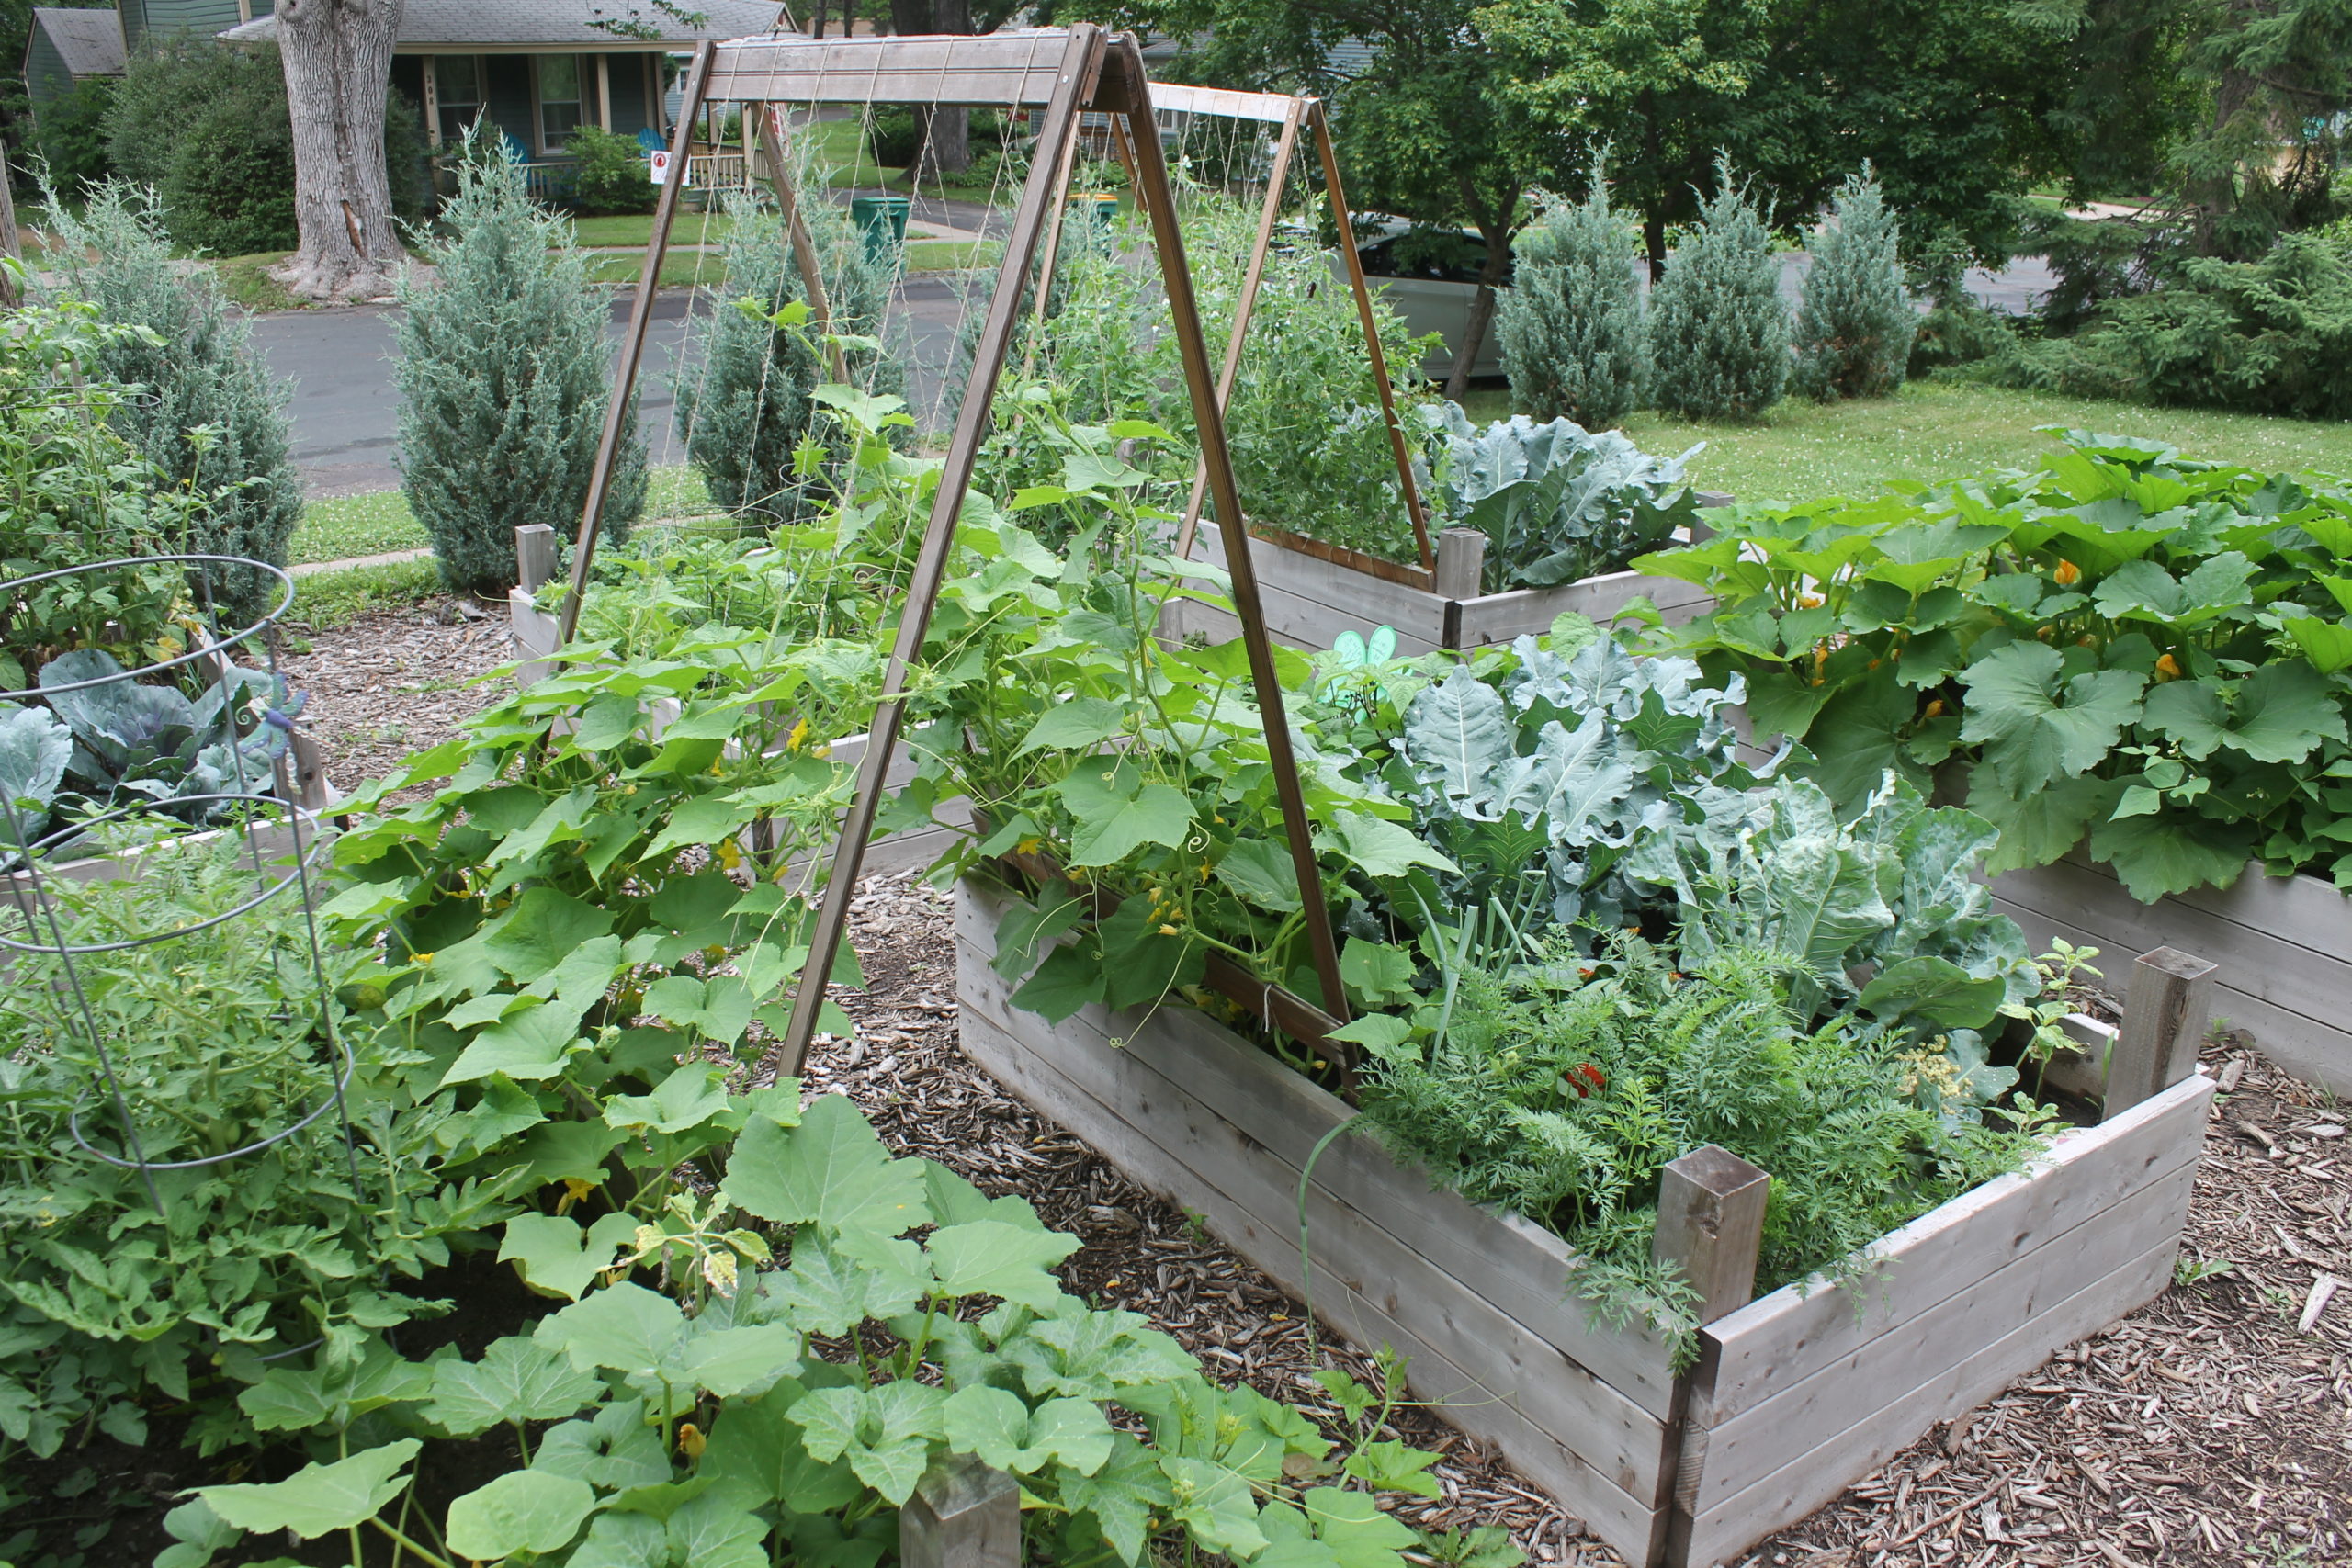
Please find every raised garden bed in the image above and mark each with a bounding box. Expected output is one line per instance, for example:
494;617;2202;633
955;876;2219;1568
1990;854;2351;1096
1164;518;1719;656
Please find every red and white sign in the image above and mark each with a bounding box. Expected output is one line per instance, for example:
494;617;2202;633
648;150;672;184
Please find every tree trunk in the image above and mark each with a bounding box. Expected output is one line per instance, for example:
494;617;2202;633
2191;64;2260;255
888;0;933;180
1645;214;1667;282
1445;236;1511;399
922;0;971;177
274;0;404;302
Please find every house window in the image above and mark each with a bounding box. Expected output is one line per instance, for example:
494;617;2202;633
536;55;586;152
433;55;482;143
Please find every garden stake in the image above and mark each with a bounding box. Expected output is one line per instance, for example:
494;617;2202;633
561;39;716;646
1310;98;1433;570
754;104;851;385
1171;88;1306;562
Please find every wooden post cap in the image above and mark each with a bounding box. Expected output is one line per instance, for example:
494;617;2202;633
2106;946;2218;1121
900;1455;1020;1568
1654;1145;1772;1325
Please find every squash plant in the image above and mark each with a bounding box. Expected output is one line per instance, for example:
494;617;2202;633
165;1091;1468;1568
1637;431;2352;899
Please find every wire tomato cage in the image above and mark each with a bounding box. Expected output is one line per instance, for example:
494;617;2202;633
0;554;359;1233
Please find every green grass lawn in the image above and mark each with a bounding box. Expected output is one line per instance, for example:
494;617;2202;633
1457;378;2352;504
290;558;445;631
293;490;429;565
290;468;719;570
584;248;736;288
568;211;738;248
904;238;1003;272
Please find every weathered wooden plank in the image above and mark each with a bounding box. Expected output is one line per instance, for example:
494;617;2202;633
1189;526;1449;637
1134;1008;1685;1414
1684;1159;2198;1510
1145;82;1296;124
1694;1072;2212;1422
1182;524;1711;654
956;945;1676;1502
958;885;1682;1416
1160;574;1429;656
1991;857;2352;1093
1676;1238;2180;1568
1992;855;2349;994
707;32;1092;107
1449;569;1713;647
954;965;1671;1563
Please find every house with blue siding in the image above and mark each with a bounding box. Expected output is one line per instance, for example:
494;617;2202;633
220;0;790;163
27;0;790;164
23;1;268;118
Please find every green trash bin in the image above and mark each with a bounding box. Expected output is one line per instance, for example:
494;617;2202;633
851;195;911;270
1068;191;1121;228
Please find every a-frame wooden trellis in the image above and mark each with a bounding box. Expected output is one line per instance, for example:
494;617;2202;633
560;28;1350;1074
731;77;1433;571
1140;83;1431;571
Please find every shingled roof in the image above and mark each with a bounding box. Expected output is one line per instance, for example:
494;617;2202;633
30;6;126;76
220;0;792;48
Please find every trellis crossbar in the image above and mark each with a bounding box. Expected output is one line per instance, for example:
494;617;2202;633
562;28;1350;1076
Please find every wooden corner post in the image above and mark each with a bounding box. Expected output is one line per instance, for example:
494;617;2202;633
2106;947;2217;1120
514;524;558;593
900;1457;1019;1568
1654;1145;1770;1325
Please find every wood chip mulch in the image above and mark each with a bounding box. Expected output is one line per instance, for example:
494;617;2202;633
810;874;2352;1568
272;601;515;800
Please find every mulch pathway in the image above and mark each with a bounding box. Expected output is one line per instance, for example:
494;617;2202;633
274;602;515;802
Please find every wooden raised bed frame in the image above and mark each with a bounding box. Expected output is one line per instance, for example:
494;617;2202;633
956;877;2218;1568
1991;852;2352;1097
1166;517;1722;657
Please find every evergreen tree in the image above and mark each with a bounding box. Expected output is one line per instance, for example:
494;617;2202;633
676;184;901;525
37;181;301;622
1792;164;1916;400
1648;158;1790;420
395;144;644;594
1496;154;1647;428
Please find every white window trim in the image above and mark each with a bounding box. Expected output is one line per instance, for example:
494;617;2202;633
530;53;588;158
